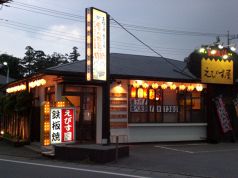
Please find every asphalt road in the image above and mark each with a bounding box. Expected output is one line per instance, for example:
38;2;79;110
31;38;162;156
2;140;238;178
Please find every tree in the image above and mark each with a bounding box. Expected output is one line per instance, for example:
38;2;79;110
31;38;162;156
20;46;69;77
68;46;80;62
20;46;36;76
0;54;23;79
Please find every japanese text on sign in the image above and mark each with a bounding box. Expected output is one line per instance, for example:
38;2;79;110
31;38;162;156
50;108;75;144
92;8;107;81
214;96;232;133
201;58;233;84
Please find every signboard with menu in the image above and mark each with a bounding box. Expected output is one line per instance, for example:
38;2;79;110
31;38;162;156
85;7;109;81
50;108;75;144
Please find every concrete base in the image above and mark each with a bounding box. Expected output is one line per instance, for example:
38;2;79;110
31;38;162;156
55;144;129;163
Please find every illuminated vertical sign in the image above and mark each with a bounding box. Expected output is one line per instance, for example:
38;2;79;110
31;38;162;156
85;7;109;81
50;108;75;144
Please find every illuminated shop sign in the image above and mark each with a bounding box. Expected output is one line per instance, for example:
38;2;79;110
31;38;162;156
50;108;75;144
201;58;233;84
85;7;109;81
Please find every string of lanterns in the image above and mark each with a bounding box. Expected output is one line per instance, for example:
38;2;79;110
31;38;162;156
131;80;204;99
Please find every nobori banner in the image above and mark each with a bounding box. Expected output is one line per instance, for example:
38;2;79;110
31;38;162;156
50;108;75;144
85;7;109;82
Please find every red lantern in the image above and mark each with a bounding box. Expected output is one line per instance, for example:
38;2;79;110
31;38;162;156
131;87;136;98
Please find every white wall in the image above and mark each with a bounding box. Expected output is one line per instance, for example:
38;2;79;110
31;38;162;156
128;123;207;142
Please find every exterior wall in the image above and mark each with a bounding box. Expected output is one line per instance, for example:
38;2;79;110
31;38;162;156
110;80;129;143
128;123;207;142
110;79;207;143
96;87;102;144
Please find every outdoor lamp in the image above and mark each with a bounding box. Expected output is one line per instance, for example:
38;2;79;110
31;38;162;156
0;130;4;135
3;61;9;83
218;44;224;49
230;46;236;52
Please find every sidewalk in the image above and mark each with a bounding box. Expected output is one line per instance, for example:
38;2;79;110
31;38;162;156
24;142;55;157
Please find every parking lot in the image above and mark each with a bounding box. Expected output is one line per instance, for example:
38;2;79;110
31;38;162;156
108;142;238;178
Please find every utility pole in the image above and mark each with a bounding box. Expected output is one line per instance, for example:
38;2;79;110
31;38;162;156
227;30;238;46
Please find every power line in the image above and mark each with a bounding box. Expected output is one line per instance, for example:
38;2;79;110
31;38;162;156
6;2;231;38
110;16;193;79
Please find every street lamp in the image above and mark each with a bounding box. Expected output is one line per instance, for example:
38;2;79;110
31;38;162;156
3;62;9;83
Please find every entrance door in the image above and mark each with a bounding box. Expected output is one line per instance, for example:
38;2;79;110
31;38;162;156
64;86;96;143
78;92;96;142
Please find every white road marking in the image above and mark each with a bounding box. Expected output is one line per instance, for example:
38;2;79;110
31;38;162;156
0;158;150;178
154;146;194;154
194;148;238;154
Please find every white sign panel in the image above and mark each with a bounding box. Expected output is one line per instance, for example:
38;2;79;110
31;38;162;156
50;108;62;144
92;8;107;81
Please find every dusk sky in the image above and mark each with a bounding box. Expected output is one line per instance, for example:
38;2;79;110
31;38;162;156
0;0;237;61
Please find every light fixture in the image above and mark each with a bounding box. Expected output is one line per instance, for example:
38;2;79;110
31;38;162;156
142;82;149;89
179;85;186;91
211;49;216;55
196;84;203;92
187;85;194;91
138;88;144;98
0;130;4;135
133;81;140;88
218;44;223;49
161;83;167;90
170;84;176;90
223;54;228;59
199;48;206;53
152;82;159;89
131;87;136;98
149;89;155;100
230;46;236;51
3;62;7;66
166;82;173;86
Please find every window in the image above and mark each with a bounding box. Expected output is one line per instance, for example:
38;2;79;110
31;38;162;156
129;85;206;123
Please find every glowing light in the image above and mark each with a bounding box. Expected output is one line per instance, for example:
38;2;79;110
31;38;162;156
138;88;144;98
56;101;65;108
166;82;173;86
143;88;147;98
196;84;203;92
0;130;4;135
161;83;167;90
133;81;140;88
151;83;159;89
142;82;149;89
211;50;216;55
179;85;186;91
44;102;50;114
29;79;46;88
44;122;50;132
131;87;136;98
230;46;236;51
218;44;223;49
170;84;177;90
223;54;228;59
187;85;194;91
6;84;26;93
199;48;206;53
149;89;155;100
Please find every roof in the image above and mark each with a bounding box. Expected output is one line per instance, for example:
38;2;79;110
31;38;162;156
45;53;197;81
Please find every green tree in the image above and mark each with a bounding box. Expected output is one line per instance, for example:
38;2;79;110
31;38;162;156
68;46;80;62
0;54;23;80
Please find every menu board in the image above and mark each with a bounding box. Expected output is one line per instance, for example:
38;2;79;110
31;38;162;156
214;96;232;133
130;98;148;112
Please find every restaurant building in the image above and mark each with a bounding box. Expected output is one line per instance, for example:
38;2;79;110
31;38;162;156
1;53;210;145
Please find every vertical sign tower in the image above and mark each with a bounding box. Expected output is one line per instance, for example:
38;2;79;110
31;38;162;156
85;7;110;144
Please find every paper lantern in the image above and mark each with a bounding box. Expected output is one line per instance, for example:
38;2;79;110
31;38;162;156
179;85;186;91
131;87;136;98
142;82;149;89
152;83;159;89
133;81;140;88
187;85;194;91
138;88;144;98
161;83;167;90
196;84;203;92
170;84;176;90
149;89;155;100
